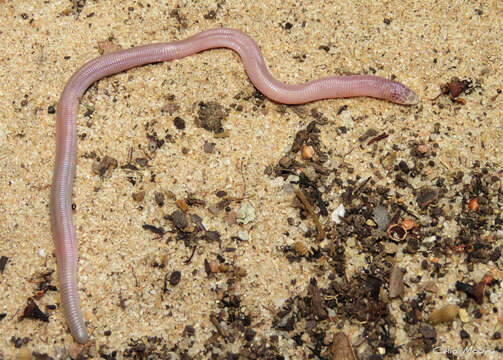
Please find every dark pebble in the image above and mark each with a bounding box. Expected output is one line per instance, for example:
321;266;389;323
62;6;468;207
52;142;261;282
419;325;437;339
154;192;165;207
10;336;23;348
169;271;181;286
203;141;215;153
173;116;186;130
183;325;195;337
244;328;256;341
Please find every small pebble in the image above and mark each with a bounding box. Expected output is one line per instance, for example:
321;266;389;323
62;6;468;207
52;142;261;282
301;144;314;159
429;304;459;324
154;192;165;207
460;329;470;340
236;202;255;224
402;218;418;231
372;205;390;231
458;308;469;322
237;230;249;241
169;271;181;286
331;204;345;224
208;204;220;215
132;190;145;202
203;141;215;153
468;197;480;211
490;291;499;304
423;235;437;243
173;116;185;129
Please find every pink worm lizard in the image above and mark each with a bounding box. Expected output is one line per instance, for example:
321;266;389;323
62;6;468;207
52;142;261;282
50;28;418;344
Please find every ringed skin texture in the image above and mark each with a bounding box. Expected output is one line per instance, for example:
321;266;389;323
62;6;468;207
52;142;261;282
51;28;418;344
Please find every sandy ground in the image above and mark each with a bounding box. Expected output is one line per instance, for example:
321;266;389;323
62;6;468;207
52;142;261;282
0;0;502;359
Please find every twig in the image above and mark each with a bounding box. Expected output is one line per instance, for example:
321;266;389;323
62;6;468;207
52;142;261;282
295;189;325;241
184;246;197;264
367;132;388;145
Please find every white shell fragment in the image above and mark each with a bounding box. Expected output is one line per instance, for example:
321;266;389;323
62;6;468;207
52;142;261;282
236;202;256;224
331;204;345;224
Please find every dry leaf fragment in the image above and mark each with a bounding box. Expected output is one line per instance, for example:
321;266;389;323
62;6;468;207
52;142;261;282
389;264;405;298
97;40;123;55
429;304;459;324
331;332;356;360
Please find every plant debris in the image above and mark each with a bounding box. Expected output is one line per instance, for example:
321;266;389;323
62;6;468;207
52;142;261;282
20;298;49;323
432;76;472;103
195;101;228;133
0;255;8;273
331;332;357;360
97;39;123;55
91;155;118;177
295;188;325;241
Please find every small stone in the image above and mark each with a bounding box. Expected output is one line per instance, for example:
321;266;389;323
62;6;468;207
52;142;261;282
402;218;418;231
372;205;390;231
169;271;181;286
458;308;469;322
366;218;377;227
384;242;398;254
286;174;300;183
416;144;429;154
279;156;292;168
301;145;314;160
173;116;186;129
203;141;216;154
132;190;145;202
236;202;255;224
468;197;480;211
331;204;345;224
161;102;180;115
423;281;439;293
92;155;118;177
416;186;438;209
419;325;437;339
244;328;256;341
154;192;165;207
460;329;470;340
303;167;317;181
208;204;220;215
208;261;219;273
423;235;437;243
237;230;249;241
223;211;236;225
